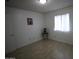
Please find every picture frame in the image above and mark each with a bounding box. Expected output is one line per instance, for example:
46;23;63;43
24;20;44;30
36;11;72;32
27;18;33;25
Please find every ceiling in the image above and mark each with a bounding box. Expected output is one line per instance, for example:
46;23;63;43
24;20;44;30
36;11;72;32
6;0;73;13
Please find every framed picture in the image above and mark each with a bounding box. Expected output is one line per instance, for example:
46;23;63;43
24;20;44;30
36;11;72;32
27;18;33;25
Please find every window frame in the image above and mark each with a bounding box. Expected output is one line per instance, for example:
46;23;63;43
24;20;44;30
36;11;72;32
54;13;70;32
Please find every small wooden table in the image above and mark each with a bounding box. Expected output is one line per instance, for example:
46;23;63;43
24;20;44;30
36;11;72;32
42;32;48;40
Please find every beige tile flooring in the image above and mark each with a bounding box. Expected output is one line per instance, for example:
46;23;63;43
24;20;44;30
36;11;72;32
6;39;73;59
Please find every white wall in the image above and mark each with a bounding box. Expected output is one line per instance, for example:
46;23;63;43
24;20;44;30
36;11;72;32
45;7;73;44
5;7;44;53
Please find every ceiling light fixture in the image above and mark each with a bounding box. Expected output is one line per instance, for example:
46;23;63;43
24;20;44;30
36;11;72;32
40;0;46;4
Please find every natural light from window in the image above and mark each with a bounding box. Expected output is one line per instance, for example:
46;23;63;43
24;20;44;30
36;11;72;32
54;13;70;32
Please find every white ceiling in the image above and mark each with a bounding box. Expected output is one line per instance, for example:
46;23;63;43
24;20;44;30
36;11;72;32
6;0;73;13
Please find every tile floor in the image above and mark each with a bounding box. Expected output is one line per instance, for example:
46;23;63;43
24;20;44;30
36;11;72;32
6;39;73;59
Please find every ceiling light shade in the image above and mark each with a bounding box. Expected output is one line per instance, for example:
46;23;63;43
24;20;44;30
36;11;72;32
40;0;46;4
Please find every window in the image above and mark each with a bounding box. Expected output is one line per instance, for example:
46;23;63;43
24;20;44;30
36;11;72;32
54;13;70;32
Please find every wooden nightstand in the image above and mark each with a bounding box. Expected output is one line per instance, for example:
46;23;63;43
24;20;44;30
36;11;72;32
42;28;48;40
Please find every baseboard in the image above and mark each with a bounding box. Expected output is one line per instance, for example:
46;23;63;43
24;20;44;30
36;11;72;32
5;38;42;56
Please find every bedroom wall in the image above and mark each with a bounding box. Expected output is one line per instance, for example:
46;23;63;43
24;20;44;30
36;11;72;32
45;6;73;44
5;7;44;53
